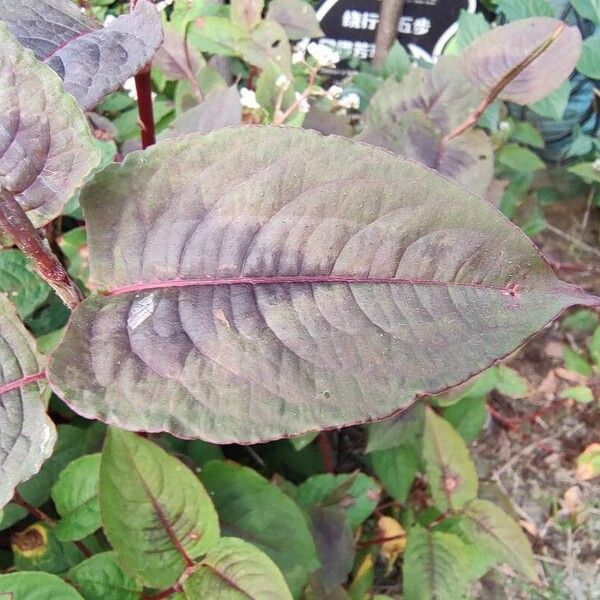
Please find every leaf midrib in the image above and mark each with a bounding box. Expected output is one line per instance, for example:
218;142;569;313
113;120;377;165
105;274;519;297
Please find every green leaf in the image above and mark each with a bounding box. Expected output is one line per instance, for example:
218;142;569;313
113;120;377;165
370;444;419;503
423;408;478;511
382;42;410;79
496;0;554;20
497;144;546;173
563;347;593;377
0;250;51;318
458;499;538;581
577;32;600;78
200;461;319;598
563;309;599;332
0;296;54;509
403;525;471;600
289;432;319;451
0;572;83;599
266;0;323;40
231;0;264;30
494;365;528;398
295;473;381;529
588;325;600;367
455;10;491;51
0;23;100;227
442;396;487;442
529;80;571;120
189;16;248;56
99;429;220;589
47;127;596;444
58;228;90;290
569;162;600;184
560;385;594;403
186;439;223;468
509;122;544;149
571;0;600;24
66;552;143;600
182;537;293;599
464;17;581;105
52;454;101;541
1;424;103;530
366;403;424;453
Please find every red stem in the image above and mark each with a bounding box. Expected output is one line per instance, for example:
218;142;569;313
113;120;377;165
0;194;82;309
135;67;156;149
318;432;334;473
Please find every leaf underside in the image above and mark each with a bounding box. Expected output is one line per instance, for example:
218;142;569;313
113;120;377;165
0;24;100;227
358;57;493;195
0;0;163;111
0;295;55;508
464;17;582;105
48;127;594;444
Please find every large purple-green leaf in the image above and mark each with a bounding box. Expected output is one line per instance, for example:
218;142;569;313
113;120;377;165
0;0;163;111
0;295;55;508
266;0;324;40
0;24;100;227
464;17;582;105
358;58;493;195
47;127;596;444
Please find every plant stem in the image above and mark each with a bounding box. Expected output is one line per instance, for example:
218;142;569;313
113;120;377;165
318;432;334;473
372;0;404;68
135;66;156;149
274;67;317;124
356;533;406;548
12;492;93;558
0;194;82;309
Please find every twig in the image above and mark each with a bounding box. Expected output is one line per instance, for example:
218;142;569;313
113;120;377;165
318;432;334;473
545;223;600;259
372;0;404;68
12;492;93;558
274;67;317;124
356;533;405;548
0;194;82;309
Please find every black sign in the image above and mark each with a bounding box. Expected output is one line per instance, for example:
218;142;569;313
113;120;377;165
310;0;475;77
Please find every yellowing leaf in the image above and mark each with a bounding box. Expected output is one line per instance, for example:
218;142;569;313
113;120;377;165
377;516;406;569
576;443;600;481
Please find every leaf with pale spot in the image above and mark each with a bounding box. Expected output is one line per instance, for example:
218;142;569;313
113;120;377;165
47;127;596;444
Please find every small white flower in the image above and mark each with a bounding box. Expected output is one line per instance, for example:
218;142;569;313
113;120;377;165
240;87;261;110
292;50;305;64
326;85;343;100
295;92;310;114
498;120;511;131
593;158;600;172
103;14;116;26
307;42;340;68
123;77;138;100
275;74;290;89
338;92;360;110
156;0;174;11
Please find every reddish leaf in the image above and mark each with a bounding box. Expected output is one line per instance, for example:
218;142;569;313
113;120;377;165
0;0;163;110
47;127;596;443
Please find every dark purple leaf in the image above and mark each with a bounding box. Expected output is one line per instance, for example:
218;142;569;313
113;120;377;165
266;0;324;40
310;506;355;591
153;24;202;82
0;0;163;111
0;296;55;508
163;86;242;138
464;17;582;105
0;24;100;226
47;127;596;443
